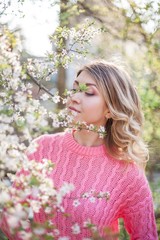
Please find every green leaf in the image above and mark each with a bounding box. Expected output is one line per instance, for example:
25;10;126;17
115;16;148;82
29;176;40;186
79;83;88;92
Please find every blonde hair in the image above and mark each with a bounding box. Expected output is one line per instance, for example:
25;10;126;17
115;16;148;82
77;60;148;168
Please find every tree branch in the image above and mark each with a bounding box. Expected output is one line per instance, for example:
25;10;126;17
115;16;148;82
26;71;55;97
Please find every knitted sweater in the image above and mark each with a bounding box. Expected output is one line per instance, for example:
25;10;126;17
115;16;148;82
1;132;158;239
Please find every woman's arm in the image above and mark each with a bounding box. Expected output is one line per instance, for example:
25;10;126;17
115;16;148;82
121;169;158;240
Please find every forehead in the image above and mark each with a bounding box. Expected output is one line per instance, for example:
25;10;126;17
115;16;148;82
75;70;97;86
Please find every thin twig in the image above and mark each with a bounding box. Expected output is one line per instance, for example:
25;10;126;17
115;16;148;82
26;71;55;97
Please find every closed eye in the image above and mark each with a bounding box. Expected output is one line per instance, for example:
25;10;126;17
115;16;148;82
71;88;94;96
85;92;94;96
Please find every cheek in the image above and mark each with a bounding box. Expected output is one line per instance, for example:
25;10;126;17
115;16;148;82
84;100;105;115
91;99;105;109
97;99;108;114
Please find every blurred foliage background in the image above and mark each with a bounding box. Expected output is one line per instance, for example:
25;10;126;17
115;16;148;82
0;0;160;239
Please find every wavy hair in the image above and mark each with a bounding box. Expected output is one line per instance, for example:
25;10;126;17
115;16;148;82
77;60;148;168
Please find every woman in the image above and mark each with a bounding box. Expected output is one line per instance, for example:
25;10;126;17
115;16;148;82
1;60;158;239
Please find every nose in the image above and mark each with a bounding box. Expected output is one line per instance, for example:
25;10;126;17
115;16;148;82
70;91;81;104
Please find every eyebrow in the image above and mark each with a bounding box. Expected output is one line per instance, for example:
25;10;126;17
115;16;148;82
74;80;97;87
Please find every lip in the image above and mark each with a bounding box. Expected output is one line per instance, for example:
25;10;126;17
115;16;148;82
69;106;80;113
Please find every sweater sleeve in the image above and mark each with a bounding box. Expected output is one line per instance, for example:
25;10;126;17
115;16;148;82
121;167;158;240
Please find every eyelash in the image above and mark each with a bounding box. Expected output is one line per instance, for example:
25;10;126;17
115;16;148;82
71;89;94;96
85;92;94;96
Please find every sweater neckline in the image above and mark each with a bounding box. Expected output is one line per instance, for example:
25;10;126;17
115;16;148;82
64;132;107;157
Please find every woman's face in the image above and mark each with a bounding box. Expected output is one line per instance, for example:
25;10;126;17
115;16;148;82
67;70;109;127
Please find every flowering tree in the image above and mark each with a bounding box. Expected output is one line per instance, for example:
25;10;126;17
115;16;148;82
0;21;109;239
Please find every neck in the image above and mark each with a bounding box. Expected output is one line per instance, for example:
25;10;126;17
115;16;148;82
73;130;105;147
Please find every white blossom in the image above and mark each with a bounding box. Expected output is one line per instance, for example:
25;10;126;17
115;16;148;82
0;192;10;204
89;196;96;203
7;215;20;229
73;199;81;207
52;95;60;103
33;227;46;235
83;219;93;228
29;200;41;213
27;141;38;154
58;237;70;240
71;223;81;234
40;93;50;101
20;220;30;229
82;192;90;198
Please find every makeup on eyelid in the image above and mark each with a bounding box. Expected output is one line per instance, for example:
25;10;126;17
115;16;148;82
73;81;98;96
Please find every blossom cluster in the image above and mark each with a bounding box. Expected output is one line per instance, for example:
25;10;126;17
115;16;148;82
48;107;107;138
27;21;102;82
26;58;57;82
49;20;101;68
0;158;74;239
0;27;50;181
72;190;110;208
52;20;101;51
0;23;109;239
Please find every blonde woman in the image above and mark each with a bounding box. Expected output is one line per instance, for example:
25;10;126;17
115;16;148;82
1;61;158;239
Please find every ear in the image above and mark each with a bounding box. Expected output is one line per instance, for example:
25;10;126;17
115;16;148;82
104;110;111;119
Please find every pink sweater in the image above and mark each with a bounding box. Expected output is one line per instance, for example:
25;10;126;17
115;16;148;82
1;132;158;239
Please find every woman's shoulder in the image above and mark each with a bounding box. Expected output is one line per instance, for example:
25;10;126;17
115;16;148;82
32;131;66;144
26;132;67;160
120;161;150;194
27;132;66;155
110;155;148;186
